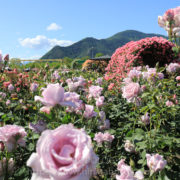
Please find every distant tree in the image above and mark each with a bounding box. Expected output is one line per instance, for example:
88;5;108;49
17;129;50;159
9;58;22;68
81;56;90;60
95;53;104;57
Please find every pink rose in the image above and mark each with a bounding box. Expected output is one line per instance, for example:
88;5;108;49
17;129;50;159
8;84;14;91
146;154;167;173
27;124;98;180
166;100;174;107
94;132;114;145
0;125;27;152
122;82;141;102
88;85;103;98
95;96;105;107
30;83;39;92
141;113;150;125
176;76;180;81
35;83;75;110
166;63;180;73
83;105;97;119
124;140;135;153
116;159;144;180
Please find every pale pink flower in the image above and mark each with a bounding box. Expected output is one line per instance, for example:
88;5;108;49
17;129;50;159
122;82;141;102
35;83;75;110
96;96;105;107
116;159;135;180
6;100;11;106
94;132;114;145
176;76;180;81
166;63;180;73
94;132;104;145
40;106;51;114
95;77;103;85
134;170;144;180
88;85;103;98
83;105;97;119
64;92;84;114
52;70;60;80
116;159;144;180
128;69;142;79
146;154;167;172
0;125;27;152
124;140;135;153
27;124;98;180
30;83;38;92
103;132;114;142
166;100;174;107
29;120;47;134
141;113;150;125
8;84;14;91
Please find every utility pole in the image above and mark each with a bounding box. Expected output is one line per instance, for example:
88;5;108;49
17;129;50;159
91;46;93;58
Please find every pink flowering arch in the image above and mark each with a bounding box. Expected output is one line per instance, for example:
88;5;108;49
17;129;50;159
105;37;175;83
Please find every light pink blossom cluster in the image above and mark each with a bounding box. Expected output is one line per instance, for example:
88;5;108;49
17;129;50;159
27;124;98;180
94;132;114;145
0;125;27;152
146;154;167;173
158;6;180;37
105;37;174;84
142;67;164;80
116;159;144;180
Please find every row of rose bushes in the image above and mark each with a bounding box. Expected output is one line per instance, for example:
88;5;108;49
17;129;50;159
0;52;179;179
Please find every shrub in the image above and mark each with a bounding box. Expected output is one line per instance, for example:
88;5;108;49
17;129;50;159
105;37;176;83
82;59;108;73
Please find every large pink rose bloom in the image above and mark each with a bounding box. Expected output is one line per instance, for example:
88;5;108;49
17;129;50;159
27;124;98;180
122;82;141;102
0;125;27;152
146;154;167;173
35;83;75;109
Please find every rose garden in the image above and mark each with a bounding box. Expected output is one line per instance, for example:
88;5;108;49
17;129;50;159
0;6;180;180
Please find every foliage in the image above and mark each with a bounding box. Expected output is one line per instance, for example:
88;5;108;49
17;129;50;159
82;59;108;73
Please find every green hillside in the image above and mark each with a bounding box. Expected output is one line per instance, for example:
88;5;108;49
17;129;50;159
41;30;167;59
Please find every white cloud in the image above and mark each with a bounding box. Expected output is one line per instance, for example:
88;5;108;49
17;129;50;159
47;23;62;31
19;35;73;49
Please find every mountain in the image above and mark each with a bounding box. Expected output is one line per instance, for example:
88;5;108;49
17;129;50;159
41;30;167;59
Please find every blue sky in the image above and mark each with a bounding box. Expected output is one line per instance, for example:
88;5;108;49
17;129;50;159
0;0;179;59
